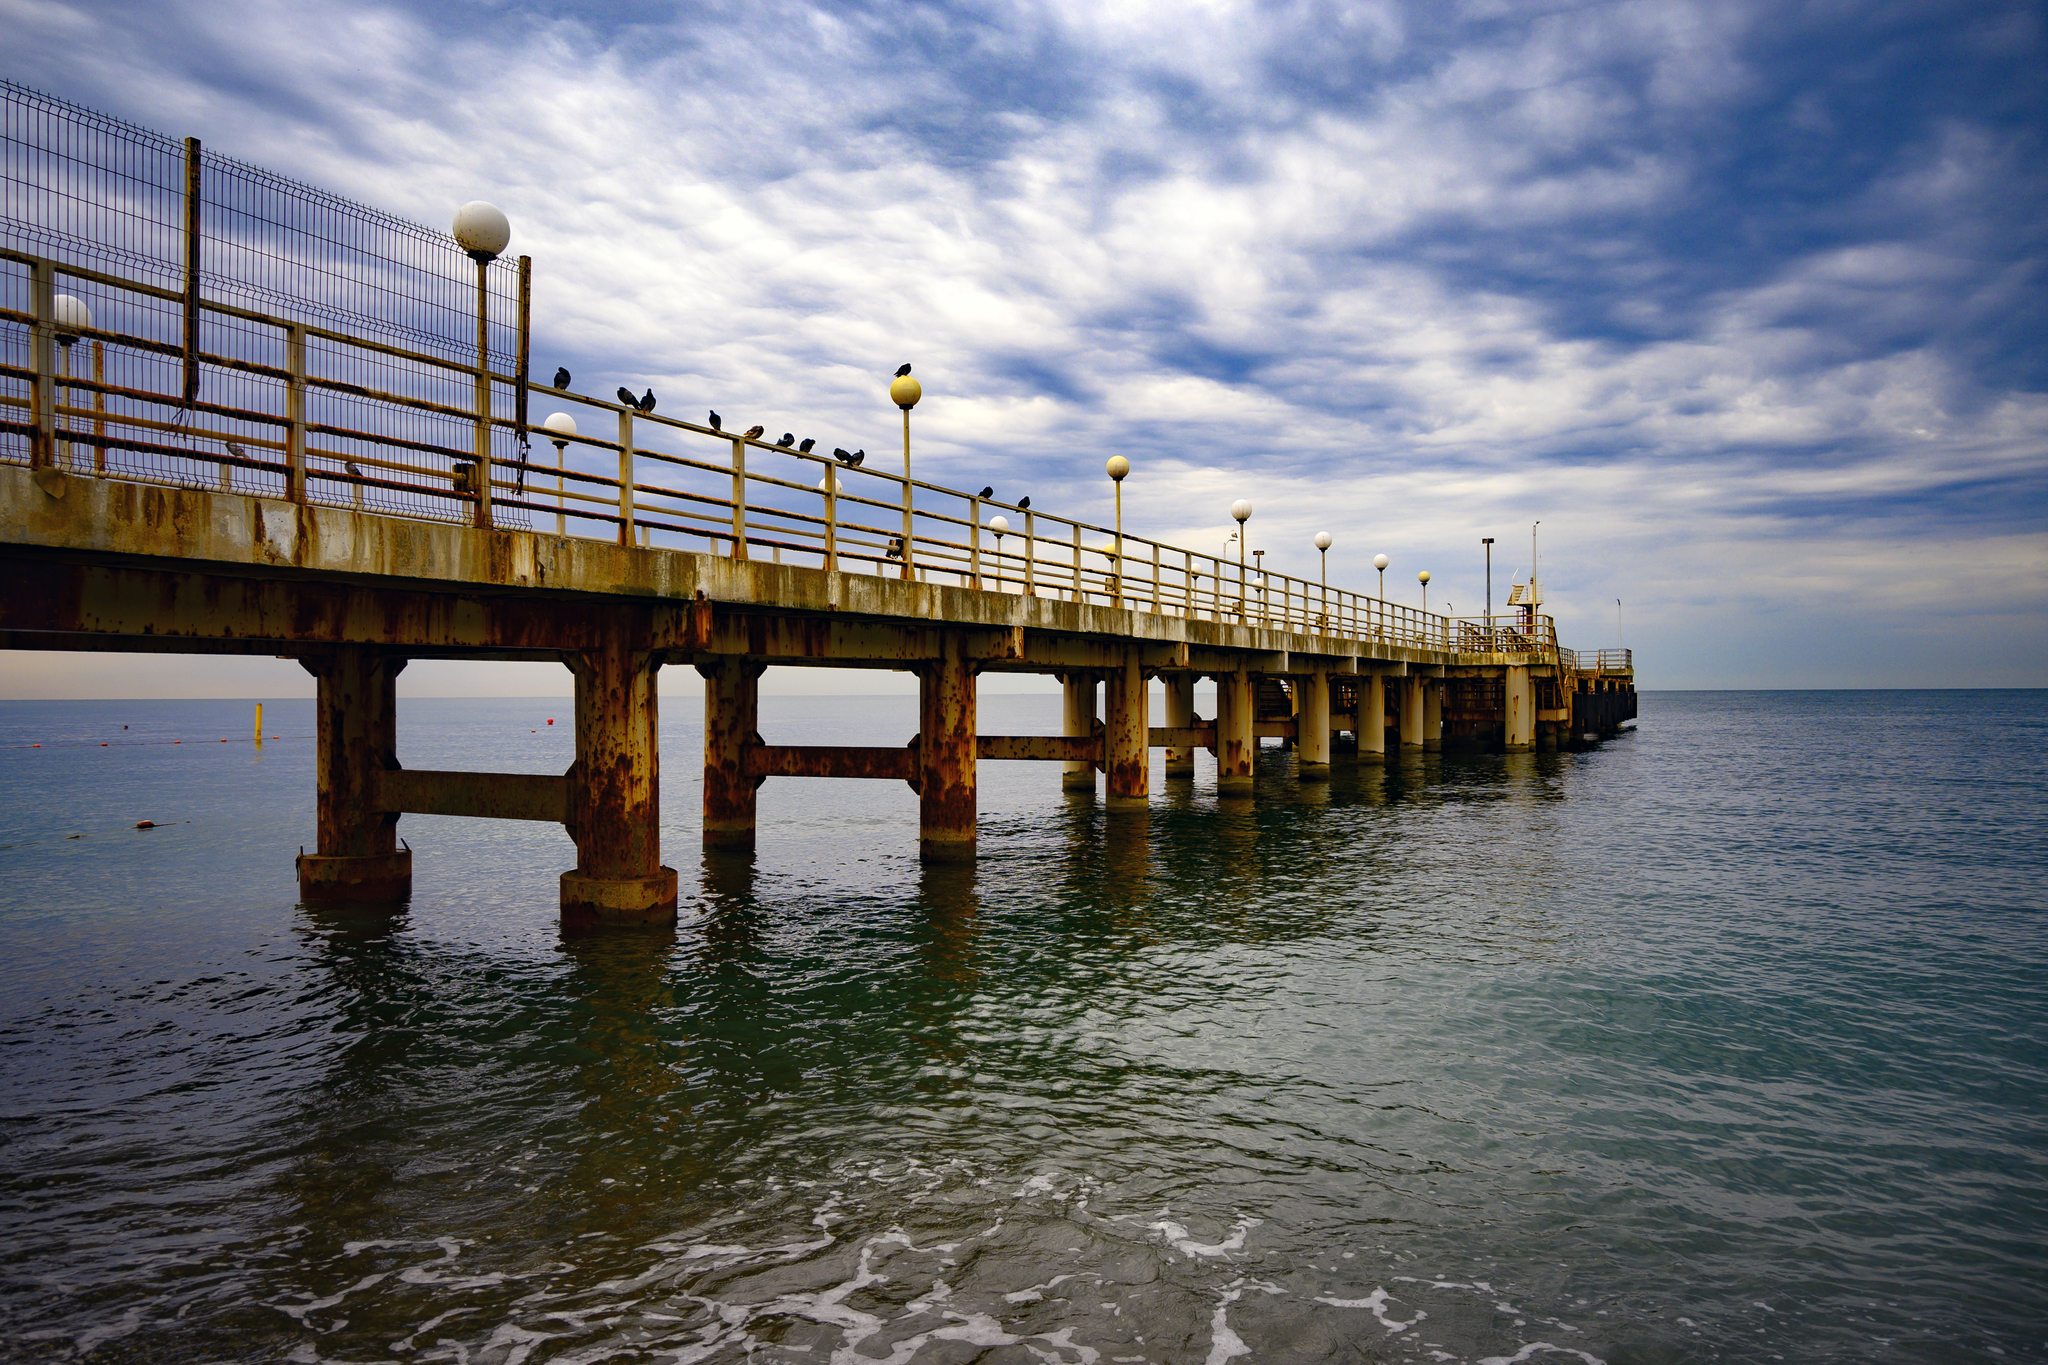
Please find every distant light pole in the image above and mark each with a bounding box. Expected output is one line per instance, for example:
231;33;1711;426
542;411;576;536
452;201;510;530
1373;553;1389;635
1617;597;1624;654
1482;537;1494;627
1231;499;1252;618
1314;531;1332;628
1418;568;1431;614
891;368;922;579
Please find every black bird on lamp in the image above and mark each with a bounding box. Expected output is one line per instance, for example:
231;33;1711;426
616;387;636;408
708;411;722;431
978;486;993;499
638;389;656;413
798;438;815;453
895;363;912;377
552;367;571;389
743;424;765;440
776;433;794;448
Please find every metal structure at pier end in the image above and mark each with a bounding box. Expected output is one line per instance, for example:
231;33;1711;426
0;85;1635;924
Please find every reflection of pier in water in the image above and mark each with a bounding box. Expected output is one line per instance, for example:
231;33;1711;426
0;85;1635;927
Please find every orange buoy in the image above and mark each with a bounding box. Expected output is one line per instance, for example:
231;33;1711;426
135;820;156;829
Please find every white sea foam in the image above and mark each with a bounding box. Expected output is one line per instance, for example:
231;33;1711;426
1147;1213;1261;1258
1476;1344;1606;1365
1314;1286;1426;1332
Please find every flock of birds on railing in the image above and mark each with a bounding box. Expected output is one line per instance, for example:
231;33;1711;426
543;362;1030;512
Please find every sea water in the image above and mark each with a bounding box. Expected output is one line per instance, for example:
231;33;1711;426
0;689;2042;1363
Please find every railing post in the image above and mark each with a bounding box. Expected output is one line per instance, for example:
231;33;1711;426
617;409;635;547
1184;550;1194;617
284;324;307;504
1071;523;1083;603
823;465;838;574
1152;542;1161;612
91;340;106;476
27;258;55;470
730;437;747;560
1023;511;1036;596
970;496;982;589
182;137;202;409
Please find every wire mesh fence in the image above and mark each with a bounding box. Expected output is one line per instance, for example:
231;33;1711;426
1;79;527;524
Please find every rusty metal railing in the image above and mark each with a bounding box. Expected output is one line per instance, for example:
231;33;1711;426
0;248;1577;665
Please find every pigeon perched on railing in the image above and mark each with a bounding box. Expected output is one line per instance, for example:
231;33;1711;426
1017;496;1030;510
552;367;570;389
895;363;912;377
798;438;815;453
708;411;721;431
834;448;864;468
639;389;656;413
886;537;904;558
776;433;794;447
743;425;765;440
978;486;993;499
224;440;246;463
617;387;636;408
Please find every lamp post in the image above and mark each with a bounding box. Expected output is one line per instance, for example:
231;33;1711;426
1230;499;1252;618
452;201;511;530
1373;552;1389;636
891;368;922;579
990;515;1009;591
1418;568;1431;613
1252;548;1267;624
542;412;576;536
52;294;91;470
1482;537;1494;632
1314;531;1332;629
1106;455;1129;599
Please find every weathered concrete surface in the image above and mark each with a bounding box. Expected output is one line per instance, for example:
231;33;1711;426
700;658;763;848
1506;665;1536;752
1297;671;1331;780
918;634;976;862
0;468;1540;673
1360;673;1386;763
1061;673;1097;792
296;646;408;902
1162;674;1196;777
1104;649;1148;806
564;617;675;922
1216;666;1254;792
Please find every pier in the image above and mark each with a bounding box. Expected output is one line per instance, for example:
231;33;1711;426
0;85;1634;925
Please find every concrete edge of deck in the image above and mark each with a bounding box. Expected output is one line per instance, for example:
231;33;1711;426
0;465;1551;672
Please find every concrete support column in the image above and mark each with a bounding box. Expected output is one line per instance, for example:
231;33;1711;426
1163;673;1196;778
1423;679;1443;753
700;657;762;848
1505;665;1535;752
920;634;978;861
296;647;410;902
1359;673;1386;763
1104;650;1148;806
1400;676;1426;749
563;621;677;923
1061;672;1098;792
1298;670;1331;780
1216;667;1255;793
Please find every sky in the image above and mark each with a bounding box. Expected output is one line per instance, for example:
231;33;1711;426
2;0;2044;697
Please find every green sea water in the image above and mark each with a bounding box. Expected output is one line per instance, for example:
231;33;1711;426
0;689;2042;1363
